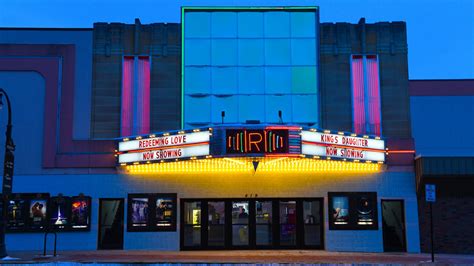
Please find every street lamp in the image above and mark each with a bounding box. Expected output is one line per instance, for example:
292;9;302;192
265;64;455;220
0;88;15;259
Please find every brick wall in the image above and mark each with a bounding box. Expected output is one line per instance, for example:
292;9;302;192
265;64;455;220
418;177;474;254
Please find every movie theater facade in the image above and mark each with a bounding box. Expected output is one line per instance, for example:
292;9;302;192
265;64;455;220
0;7;420;252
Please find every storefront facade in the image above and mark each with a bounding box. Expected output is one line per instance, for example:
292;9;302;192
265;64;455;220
0;6;421;253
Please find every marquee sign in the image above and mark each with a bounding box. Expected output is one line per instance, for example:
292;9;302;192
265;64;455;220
117;130;210;164
116;126;385;165
226;129;289;154
301;131;385;162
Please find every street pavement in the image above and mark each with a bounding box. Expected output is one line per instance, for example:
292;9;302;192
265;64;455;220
3;250;474;265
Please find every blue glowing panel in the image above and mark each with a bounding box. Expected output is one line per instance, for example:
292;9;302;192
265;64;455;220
184;95;211;126
265;67;291;94
211;39;238;66
238;95;265;123
292;95;318;124
184;12;211;38
291;39;316;65
238;67;264;94
264;12;290;38
211;12;237;38
184;67;211;94
265;95;293;123
238;39;264;66
211;96;239;124
183;8;319;128
184;39;210;66
211;67;238;95
237;12;263;38
264;39;291;66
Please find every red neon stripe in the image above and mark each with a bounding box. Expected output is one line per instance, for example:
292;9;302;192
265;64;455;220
137;57;150;134
352;56;365;135
387;150;415;154
367;57;381;136
236;133;239;151
273;134;276;151
264;130;267;152
121;56;134;136
266;126;300;130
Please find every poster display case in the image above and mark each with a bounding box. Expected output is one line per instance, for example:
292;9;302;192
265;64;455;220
128;193;177;232
328;192;378;230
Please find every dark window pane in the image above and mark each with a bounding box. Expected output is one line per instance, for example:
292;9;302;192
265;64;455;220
256;201;272;224
232;201;249;224
280;224;296;246
232;225;249;246
184;225;201;246
208;225;225;246
256;224;272;246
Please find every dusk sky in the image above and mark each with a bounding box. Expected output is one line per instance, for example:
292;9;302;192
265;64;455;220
1;0;473;79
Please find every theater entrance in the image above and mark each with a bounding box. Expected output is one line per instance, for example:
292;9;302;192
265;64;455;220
180;198;324;250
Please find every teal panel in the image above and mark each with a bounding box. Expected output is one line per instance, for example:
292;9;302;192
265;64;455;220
185;95;211;124
290;12;316;38
291;66;317;94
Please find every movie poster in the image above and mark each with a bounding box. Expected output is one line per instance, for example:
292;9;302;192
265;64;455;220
131;198;148;226
71;198;90;230
156;198;173;227
50;197;69;229
332;196;349;225
29;199;47;229
7;199;26;231
356;194;376;226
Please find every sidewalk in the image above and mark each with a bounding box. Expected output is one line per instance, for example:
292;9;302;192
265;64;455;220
4;250;474;264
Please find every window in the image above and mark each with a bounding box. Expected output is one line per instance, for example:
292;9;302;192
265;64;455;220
127;193;177;232
328;192;378;230
351;55;382;136
121;56;150;136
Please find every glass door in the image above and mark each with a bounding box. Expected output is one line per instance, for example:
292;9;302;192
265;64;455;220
302;199;323;248
382;200;407;252
207;201;225;247
255;200;273;247
182;200;202;248
98;198;124;250
279;200;297;247
231;201;250;247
